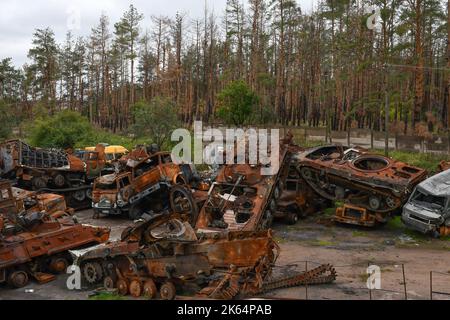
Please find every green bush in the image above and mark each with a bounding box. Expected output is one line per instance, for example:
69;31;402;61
131;97;182;149
28;110;94;149
216;80;259;126
0;100;14;140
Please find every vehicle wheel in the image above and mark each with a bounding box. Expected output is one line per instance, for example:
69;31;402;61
369;196;381;211
49;257;69;274
8;271;29;288
143;279;157;299
32;177;47;190
169;185;198;224
160;282;176;300
53;174;66;188
103;276;116;290
86;188;93;200
117;279;129;296
129;279;142;298
128;203;143;220
73;190;86;202
82;262;103;284
285;212;299;225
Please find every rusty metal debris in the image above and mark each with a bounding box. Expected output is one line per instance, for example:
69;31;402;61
0;180;110;288
73;211;336;300
195;133;305;232
294;145;428;227
0;140;111;210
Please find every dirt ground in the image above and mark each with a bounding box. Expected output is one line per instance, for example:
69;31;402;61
0;209;449;300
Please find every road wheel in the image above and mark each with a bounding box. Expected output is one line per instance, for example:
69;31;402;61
143;279;157;299
53;174;66;188
160;282;176;300
368;196;381;211
32;177;47;190
117;279;129;296
49;257;69;274
8;271;29;288
129;279;142;298
73;190;86;202
285;212;299;225
103;276;116;290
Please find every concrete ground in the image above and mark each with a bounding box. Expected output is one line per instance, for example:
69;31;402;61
0;209;449;300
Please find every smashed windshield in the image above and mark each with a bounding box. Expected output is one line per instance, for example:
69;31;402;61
411;190;446;212
95;182;118;191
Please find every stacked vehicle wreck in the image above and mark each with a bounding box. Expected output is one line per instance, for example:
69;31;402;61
0;180;110;288
0;140;111;210
73;211;336;300
294;145;428;226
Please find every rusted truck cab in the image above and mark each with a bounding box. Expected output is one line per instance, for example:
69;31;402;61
92;152;187;219
402;169;450;237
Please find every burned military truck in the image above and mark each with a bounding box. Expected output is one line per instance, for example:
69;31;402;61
0;140;110;210
92;152;203;220
0;180;111;288
295;145;428;226
402;169;450;237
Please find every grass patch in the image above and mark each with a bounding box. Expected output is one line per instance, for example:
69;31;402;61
352;230;367;237
386;216;404;230
323;207;336;217
89;293;126;301
372;149;447;173
310;239;336;247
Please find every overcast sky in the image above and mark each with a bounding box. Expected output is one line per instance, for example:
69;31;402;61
0;0;315;68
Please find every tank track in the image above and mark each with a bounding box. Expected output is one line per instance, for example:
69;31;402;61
299;166;401;214
259;264;337;293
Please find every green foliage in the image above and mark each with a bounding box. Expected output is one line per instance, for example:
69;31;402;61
216;80;259;126
373;149;448;173
0;100;14;140
131;97;182;149
28;110;93;149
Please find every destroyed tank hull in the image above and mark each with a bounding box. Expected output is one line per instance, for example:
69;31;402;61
0;221;110;288
295;145;428;225
0;179;111;288
73;212;336;300
195;136;296;233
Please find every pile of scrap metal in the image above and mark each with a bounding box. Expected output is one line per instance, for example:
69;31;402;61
402;169;450;238
194;132;318;232
92;149;209;220
0;140;112;210
72;211;336;300
0;180;111;288
294;145;428;227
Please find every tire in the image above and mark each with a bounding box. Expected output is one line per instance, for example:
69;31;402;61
128;202;143;220
129;279;143;298
169;185;198;224
143;279;157;299
8;271;29;288
285;212;299;225
117;279;129;296
160;282;176;300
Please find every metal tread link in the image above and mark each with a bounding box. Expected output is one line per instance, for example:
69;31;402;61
259;264;337;293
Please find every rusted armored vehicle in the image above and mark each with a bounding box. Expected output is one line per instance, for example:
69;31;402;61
295;145;428;226
0;180;110;288
402;169;450;237
92;152;206;220
195;133;312;231
73;212;336;300
0;140;109;209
